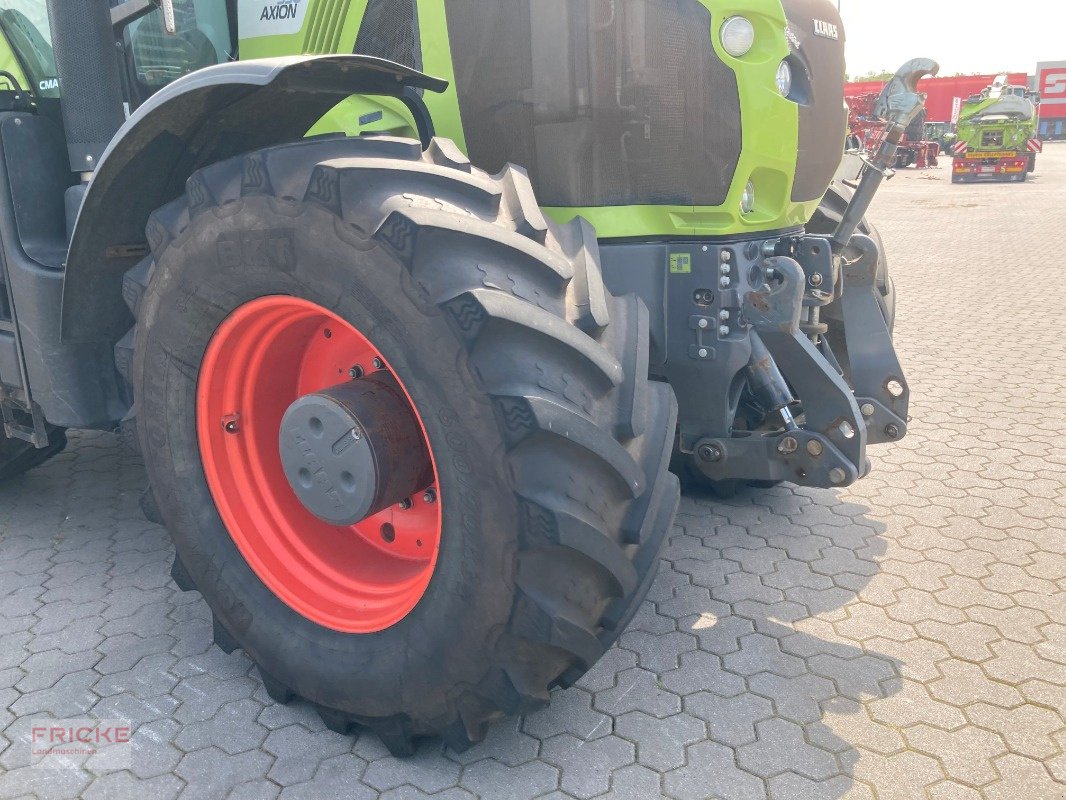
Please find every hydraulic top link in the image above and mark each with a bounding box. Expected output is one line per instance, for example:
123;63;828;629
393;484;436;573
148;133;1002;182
832;58;939;253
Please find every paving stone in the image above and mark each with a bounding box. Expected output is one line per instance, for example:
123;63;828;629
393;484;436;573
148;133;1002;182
0;765;93;800
736;717;839;781
722;633;807;679
594;763;662;800
523;688;611;742
82;772;183;800
172;674;259;724
684;692;773;748
378;789;476;800
173;746;275;800
458;759;560;800
126;717;184;780
445;717;540;767
540;734;634;798
225;780;281;800
903;724;1008;787
94;633;176;675
172;697;269;755
263;724;355;785
982;754;1065;800
614;711;706;773
591;668;681;719
617;630;698;673
964;702;1064;760
277;754;373;800
660;649;746;698
362;747;461;794
663;740;765;800
16;649;101;692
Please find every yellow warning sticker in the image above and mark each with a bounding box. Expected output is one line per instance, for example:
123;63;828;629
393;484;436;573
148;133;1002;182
670;253;692;275
966;151;1020;160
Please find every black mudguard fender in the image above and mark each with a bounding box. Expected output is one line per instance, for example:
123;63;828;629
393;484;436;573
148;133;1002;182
61;55;446;346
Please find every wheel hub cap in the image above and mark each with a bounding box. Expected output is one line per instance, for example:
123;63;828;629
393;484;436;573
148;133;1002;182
195;296;442;633
279;373;432;526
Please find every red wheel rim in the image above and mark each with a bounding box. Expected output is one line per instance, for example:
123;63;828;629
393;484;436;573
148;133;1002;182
196;296;442;633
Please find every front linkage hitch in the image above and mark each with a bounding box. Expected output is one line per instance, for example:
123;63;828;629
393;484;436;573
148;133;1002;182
688;59;938;490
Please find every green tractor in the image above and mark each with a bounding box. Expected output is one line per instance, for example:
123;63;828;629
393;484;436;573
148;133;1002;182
952;75;1041;183
0;0;930;753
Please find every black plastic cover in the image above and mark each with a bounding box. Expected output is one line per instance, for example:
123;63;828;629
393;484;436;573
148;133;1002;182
354;0;422;72
781;0;847;202
444;0;741;208
45;0;127;171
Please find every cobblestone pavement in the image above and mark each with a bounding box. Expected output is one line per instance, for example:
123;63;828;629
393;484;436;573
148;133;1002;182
1;146;1065;800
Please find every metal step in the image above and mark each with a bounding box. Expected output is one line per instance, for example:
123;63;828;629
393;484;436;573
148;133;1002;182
1;396;49;447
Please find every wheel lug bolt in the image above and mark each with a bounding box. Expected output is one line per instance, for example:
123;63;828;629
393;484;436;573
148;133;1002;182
372;357;384;370
349;365;364;379
398;498;412;510
423;488;437;504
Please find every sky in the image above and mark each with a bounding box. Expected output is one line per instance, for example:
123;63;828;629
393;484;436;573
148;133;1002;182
840;1;1066;77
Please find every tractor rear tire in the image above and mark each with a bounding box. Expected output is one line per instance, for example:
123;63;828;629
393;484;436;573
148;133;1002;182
0;425;66;481
120;136;679;755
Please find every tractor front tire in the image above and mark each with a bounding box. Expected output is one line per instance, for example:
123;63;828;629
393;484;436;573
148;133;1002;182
121;136;678;754
808;181;895;330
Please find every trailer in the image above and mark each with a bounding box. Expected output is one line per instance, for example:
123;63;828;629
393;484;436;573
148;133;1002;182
848;92;940;168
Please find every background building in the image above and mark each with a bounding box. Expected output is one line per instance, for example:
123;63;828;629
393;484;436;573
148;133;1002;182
1036;61;1066;139
846;74;1029;123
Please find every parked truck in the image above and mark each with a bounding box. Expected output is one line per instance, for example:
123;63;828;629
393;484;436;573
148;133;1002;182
952;75;1042;183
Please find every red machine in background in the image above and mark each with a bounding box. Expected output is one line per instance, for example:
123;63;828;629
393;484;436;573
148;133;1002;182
847;92;941;168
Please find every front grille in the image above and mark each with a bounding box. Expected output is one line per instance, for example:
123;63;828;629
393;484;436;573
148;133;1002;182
444;0;742;208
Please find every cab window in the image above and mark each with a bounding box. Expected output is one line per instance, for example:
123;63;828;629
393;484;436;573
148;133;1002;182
124;0;234;107
0;1;58;98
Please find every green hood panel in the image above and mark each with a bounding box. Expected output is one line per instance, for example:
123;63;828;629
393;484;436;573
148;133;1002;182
239;0;846;238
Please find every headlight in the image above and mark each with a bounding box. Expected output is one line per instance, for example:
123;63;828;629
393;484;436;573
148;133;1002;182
741;181;756;214
776;60;793;97
720;16;755;58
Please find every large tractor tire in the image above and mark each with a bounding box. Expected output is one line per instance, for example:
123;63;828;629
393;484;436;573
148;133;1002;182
118;135;679;755
0;425;66;481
